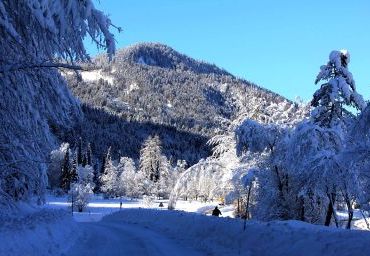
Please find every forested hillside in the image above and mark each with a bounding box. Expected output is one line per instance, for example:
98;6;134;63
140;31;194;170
63;43;304;163
68;43;305;134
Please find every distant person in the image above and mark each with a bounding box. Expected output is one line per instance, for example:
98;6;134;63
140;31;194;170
120;201;122;210
212;206;222;217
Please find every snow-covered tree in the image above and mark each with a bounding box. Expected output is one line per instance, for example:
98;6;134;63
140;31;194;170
117;157;137;198
312;50;365;127
100;148;119;197
48;143;70;189
69;182;93;212
77;165;95;188
139;135;163;182
69;164;95;213
155;155;172;198
86;143;93;166
138;135;174;197
0;0;118;207
60;144;72;192
1;0;117;71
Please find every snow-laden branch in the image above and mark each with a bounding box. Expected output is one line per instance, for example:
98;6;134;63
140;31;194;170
0;62;87;73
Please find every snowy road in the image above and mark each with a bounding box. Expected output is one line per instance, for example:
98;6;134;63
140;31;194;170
66;219;204;256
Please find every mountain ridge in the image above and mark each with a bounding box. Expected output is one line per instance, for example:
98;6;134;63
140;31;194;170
69;42;300;135
63;42;305;164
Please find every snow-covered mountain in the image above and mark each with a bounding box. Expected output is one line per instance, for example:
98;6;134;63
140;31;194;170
66;43;303;153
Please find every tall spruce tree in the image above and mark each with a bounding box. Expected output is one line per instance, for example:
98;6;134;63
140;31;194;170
139;135;163;182
60;145;71;192
312;50;365;127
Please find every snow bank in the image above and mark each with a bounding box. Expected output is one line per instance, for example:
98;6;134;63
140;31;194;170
0;209;81;256
80;70;114;85
106;209;370;256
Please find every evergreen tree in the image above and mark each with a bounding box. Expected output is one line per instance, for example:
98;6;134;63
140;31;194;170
117;157;137;198
312;50;365;127
139;135;162;182
87;143;93;166
77;137;83;166
60;145;71;192
48;143;70;189
70;151;79;184
93;154;105;193
100;147;118;196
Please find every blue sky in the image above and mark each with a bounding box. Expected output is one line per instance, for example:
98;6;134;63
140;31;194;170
87;0;370;101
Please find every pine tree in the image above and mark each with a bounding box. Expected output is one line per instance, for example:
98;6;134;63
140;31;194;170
93;154;105;193
312;50;365;127
60;145;71;192
117;157;137;198
100;147;118;196
77;137;83;166
86;143;93;166
70;152;79;184
139;135;163;182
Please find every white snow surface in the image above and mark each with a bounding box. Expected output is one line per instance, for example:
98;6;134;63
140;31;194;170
80;70;114;85
3;196;370;256
0;208;80;256
91;208;370;256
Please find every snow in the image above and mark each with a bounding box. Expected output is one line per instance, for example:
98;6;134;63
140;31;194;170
80;70;114;85
0;208;80;256
100;208;370;256
126;82;139;94
66;218;203;256
3;196;370;256
45;194;230;222
220;83;228;93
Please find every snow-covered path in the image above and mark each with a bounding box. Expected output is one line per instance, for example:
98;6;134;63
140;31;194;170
67;219;203;256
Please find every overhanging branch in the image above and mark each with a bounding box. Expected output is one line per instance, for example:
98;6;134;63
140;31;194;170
0;62;88;73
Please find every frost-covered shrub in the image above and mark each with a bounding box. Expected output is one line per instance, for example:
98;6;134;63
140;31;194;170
69;183;93;212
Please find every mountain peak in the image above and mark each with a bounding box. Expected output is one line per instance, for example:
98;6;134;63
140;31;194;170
114;42;231;76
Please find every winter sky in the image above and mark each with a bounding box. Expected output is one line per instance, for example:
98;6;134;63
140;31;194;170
86;0;370;102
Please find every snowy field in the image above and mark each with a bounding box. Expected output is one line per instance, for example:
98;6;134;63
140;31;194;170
2;196;370;256
106;209;370;256
0;207;81;256
44;194;233;222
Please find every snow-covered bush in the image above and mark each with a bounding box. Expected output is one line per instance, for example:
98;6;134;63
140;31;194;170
69;183;93;212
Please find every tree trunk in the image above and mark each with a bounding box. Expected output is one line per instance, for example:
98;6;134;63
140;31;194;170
324;193;334;226
324;200;333;226
299;197;305;221
345;196;353;229
324;192;337;227
237;198;240;215
245;184;252;220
